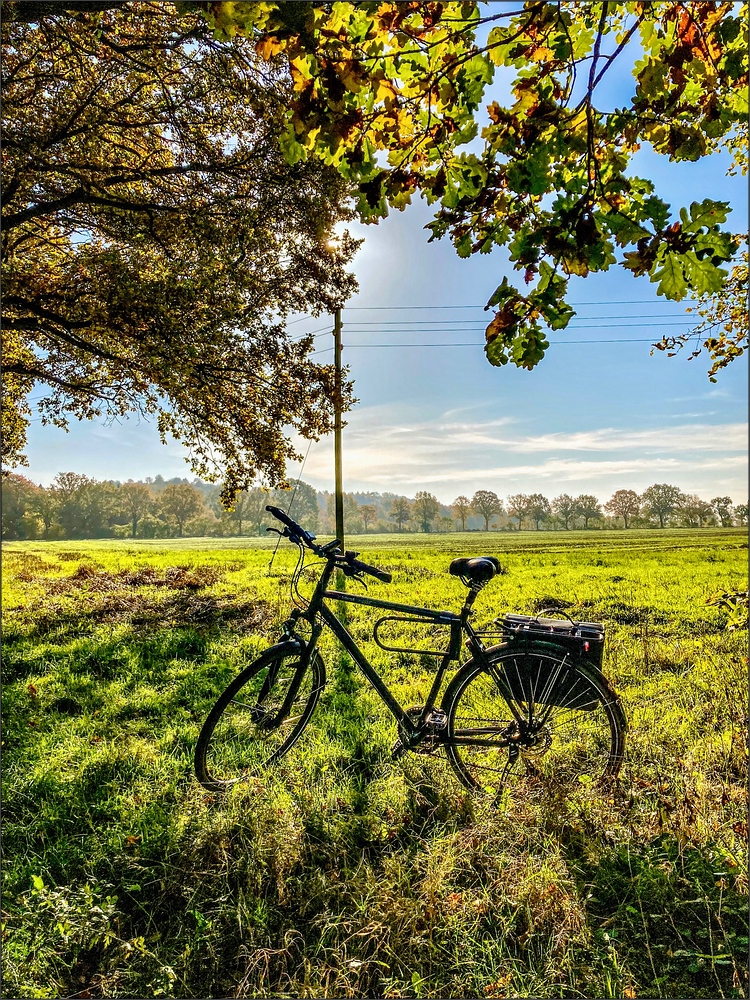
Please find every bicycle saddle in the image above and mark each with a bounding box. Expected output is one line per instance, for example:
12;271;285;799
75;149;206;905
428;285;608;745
448;556;500;585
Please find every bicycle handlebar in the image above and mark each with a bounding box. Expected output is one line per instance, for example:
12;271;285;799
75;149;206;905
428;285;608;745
265;505;392;583
265;505;316;546
343;551;393;584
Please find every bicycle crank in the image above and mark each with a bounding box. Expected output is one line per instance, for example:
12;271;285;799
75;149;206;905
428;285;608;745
392;706;447;758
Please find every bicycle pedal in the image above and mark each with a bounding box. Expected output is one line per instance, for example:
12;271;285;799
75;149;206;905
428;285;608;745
391;739;408;760
424;709;447;729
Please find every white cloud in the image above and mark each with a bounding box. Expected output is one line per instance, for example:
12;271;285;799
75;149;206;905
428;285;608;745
293;408;748;502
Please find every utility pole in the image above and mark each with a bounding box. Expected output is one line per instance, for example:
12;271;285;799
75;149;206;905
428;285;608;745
333;307;345;550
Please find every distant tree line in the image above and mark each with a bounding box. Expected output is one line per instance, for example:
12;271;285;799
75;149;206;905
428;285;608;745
1;473;746;541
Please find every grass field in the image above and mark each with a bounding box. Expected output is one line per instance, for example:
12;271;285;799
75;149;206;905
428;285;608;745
2;529;747;999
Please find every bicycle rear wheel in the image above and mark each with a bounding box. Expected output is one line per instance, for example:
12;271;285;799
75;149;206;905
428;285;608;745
442;645;625;799
195;642;325;792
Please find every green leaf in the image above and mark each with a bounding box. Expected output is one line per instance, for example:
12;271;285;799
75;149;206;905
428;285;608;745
455;232;473;258
485;336;510;367
680;199;730;233
682;252;728;295
651;253;687;299
486;277;516;308
278;127;306;166
506;150;550;196
605;212;651;246
541;298;575;330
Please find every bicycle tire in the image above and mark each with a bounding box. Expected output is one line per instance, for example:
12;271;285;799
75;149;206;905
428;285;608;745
442;643;625;799
194;641;325;792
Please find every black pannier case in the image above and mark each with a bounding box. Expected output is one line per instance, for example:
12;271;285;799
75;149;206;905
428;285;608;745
492;614;606;710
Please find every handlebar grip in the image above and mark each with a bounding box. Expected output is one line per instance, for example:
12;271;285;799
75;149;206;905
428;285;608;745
348;555;392;584
265;504;315;544
266;504;297;529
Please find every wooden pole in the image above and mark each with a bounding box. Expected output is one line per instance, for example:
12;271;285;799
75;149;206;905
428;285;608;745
333;307;345;550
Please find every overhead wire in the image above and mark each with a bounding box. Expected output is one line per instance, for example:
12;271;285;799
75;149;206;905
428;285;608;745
341;299;696;308
295;301;697;355
343;315;693;325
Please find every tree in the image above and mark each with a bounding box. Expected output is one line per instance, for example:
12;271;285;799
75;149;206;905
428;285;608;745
120;482;154;539
452;496;472;532
471;490;502;531
552;494;577;530
413;491;440;533
734;503;748;526
642;483;684;528
506;494;530;531
277;480;319;534
604;489;641;529
195;2;746;374
710;496;735;527
1;3;358;497
573;495;602;530
159;483;204;537
653;251;748;380
527;493;551;531
360;504;377;533
30;485;60;539
389;497;411;533
325;492;362;534
1;473;41;539
245;488;272;536
214;489;252;536
50;472;111;538
677;493;715;527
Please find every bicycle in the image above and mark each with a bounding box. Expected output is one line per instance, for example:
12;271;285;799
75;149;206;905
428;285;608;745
194;505;626;800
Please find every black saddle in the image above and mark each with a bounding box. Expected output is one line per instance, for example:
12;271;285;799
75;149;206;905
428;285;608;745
449;556;501;586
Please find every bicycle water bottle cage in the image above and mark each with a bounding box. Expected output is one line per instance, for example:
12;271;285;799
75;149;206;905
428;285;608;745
449;557;500;587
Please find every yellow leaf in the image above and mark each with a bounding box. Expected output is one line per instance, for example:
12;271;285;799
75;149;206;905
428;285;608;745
530;45;554;63
511;89;539;116
256;34;283;61
290;54;315;82
374;77;398;103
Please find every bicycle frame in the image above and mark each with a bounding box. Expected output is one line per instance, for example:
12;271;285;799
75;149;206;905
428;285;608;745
284;552;499;738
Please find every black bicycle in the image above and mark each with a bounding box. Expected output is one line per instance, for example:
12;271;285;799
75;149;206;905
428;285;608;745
195;505;626;799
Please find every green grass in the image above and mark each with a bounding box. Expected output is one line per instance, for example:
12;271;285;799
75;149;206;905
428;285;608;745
2;530;747;998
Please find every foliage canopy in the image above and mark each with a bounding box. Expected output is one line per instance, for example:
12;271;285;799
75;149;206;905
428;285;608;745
1;1;359;500
183;0;748;372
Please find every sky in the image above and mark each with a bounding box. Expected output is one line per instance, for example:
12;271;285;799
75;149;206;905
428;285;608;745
21;67;748;506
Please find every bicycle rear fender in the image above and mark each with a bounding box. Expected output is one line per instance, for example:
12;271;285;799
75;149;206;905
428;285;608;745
443;643;618;714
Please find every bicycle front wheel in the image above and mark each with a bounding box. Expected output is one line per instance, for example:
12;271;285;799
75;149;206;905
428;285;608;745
195;642;325;792
442;645;625;799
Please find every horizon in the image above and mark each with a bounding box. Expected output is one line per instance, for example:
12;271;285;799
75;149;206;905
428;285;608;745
7;470;745;509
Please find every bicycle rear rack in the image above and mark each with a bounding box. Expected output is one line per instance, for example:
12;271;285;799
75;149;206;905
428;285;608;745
478;612;605;670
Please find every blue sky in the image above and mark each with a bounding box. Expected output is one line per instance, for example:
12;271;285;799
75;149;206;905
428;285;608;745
23;139;747;505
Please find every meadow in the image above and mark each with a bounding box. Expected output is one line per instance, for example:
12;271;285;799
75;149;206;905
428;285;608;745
2;529;747;999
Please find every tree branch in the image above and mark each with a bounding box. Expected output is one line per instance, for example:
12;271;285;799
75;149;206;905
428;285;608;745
1;1;130;23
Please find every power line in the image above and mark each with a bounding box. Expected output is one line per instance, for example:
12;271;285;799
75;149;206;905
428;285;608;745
344;338;661;347
291;313;695;343
311;336;668;354
289;325;332;342
343;322;693;332
344;315;691;325
341;299;694;309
